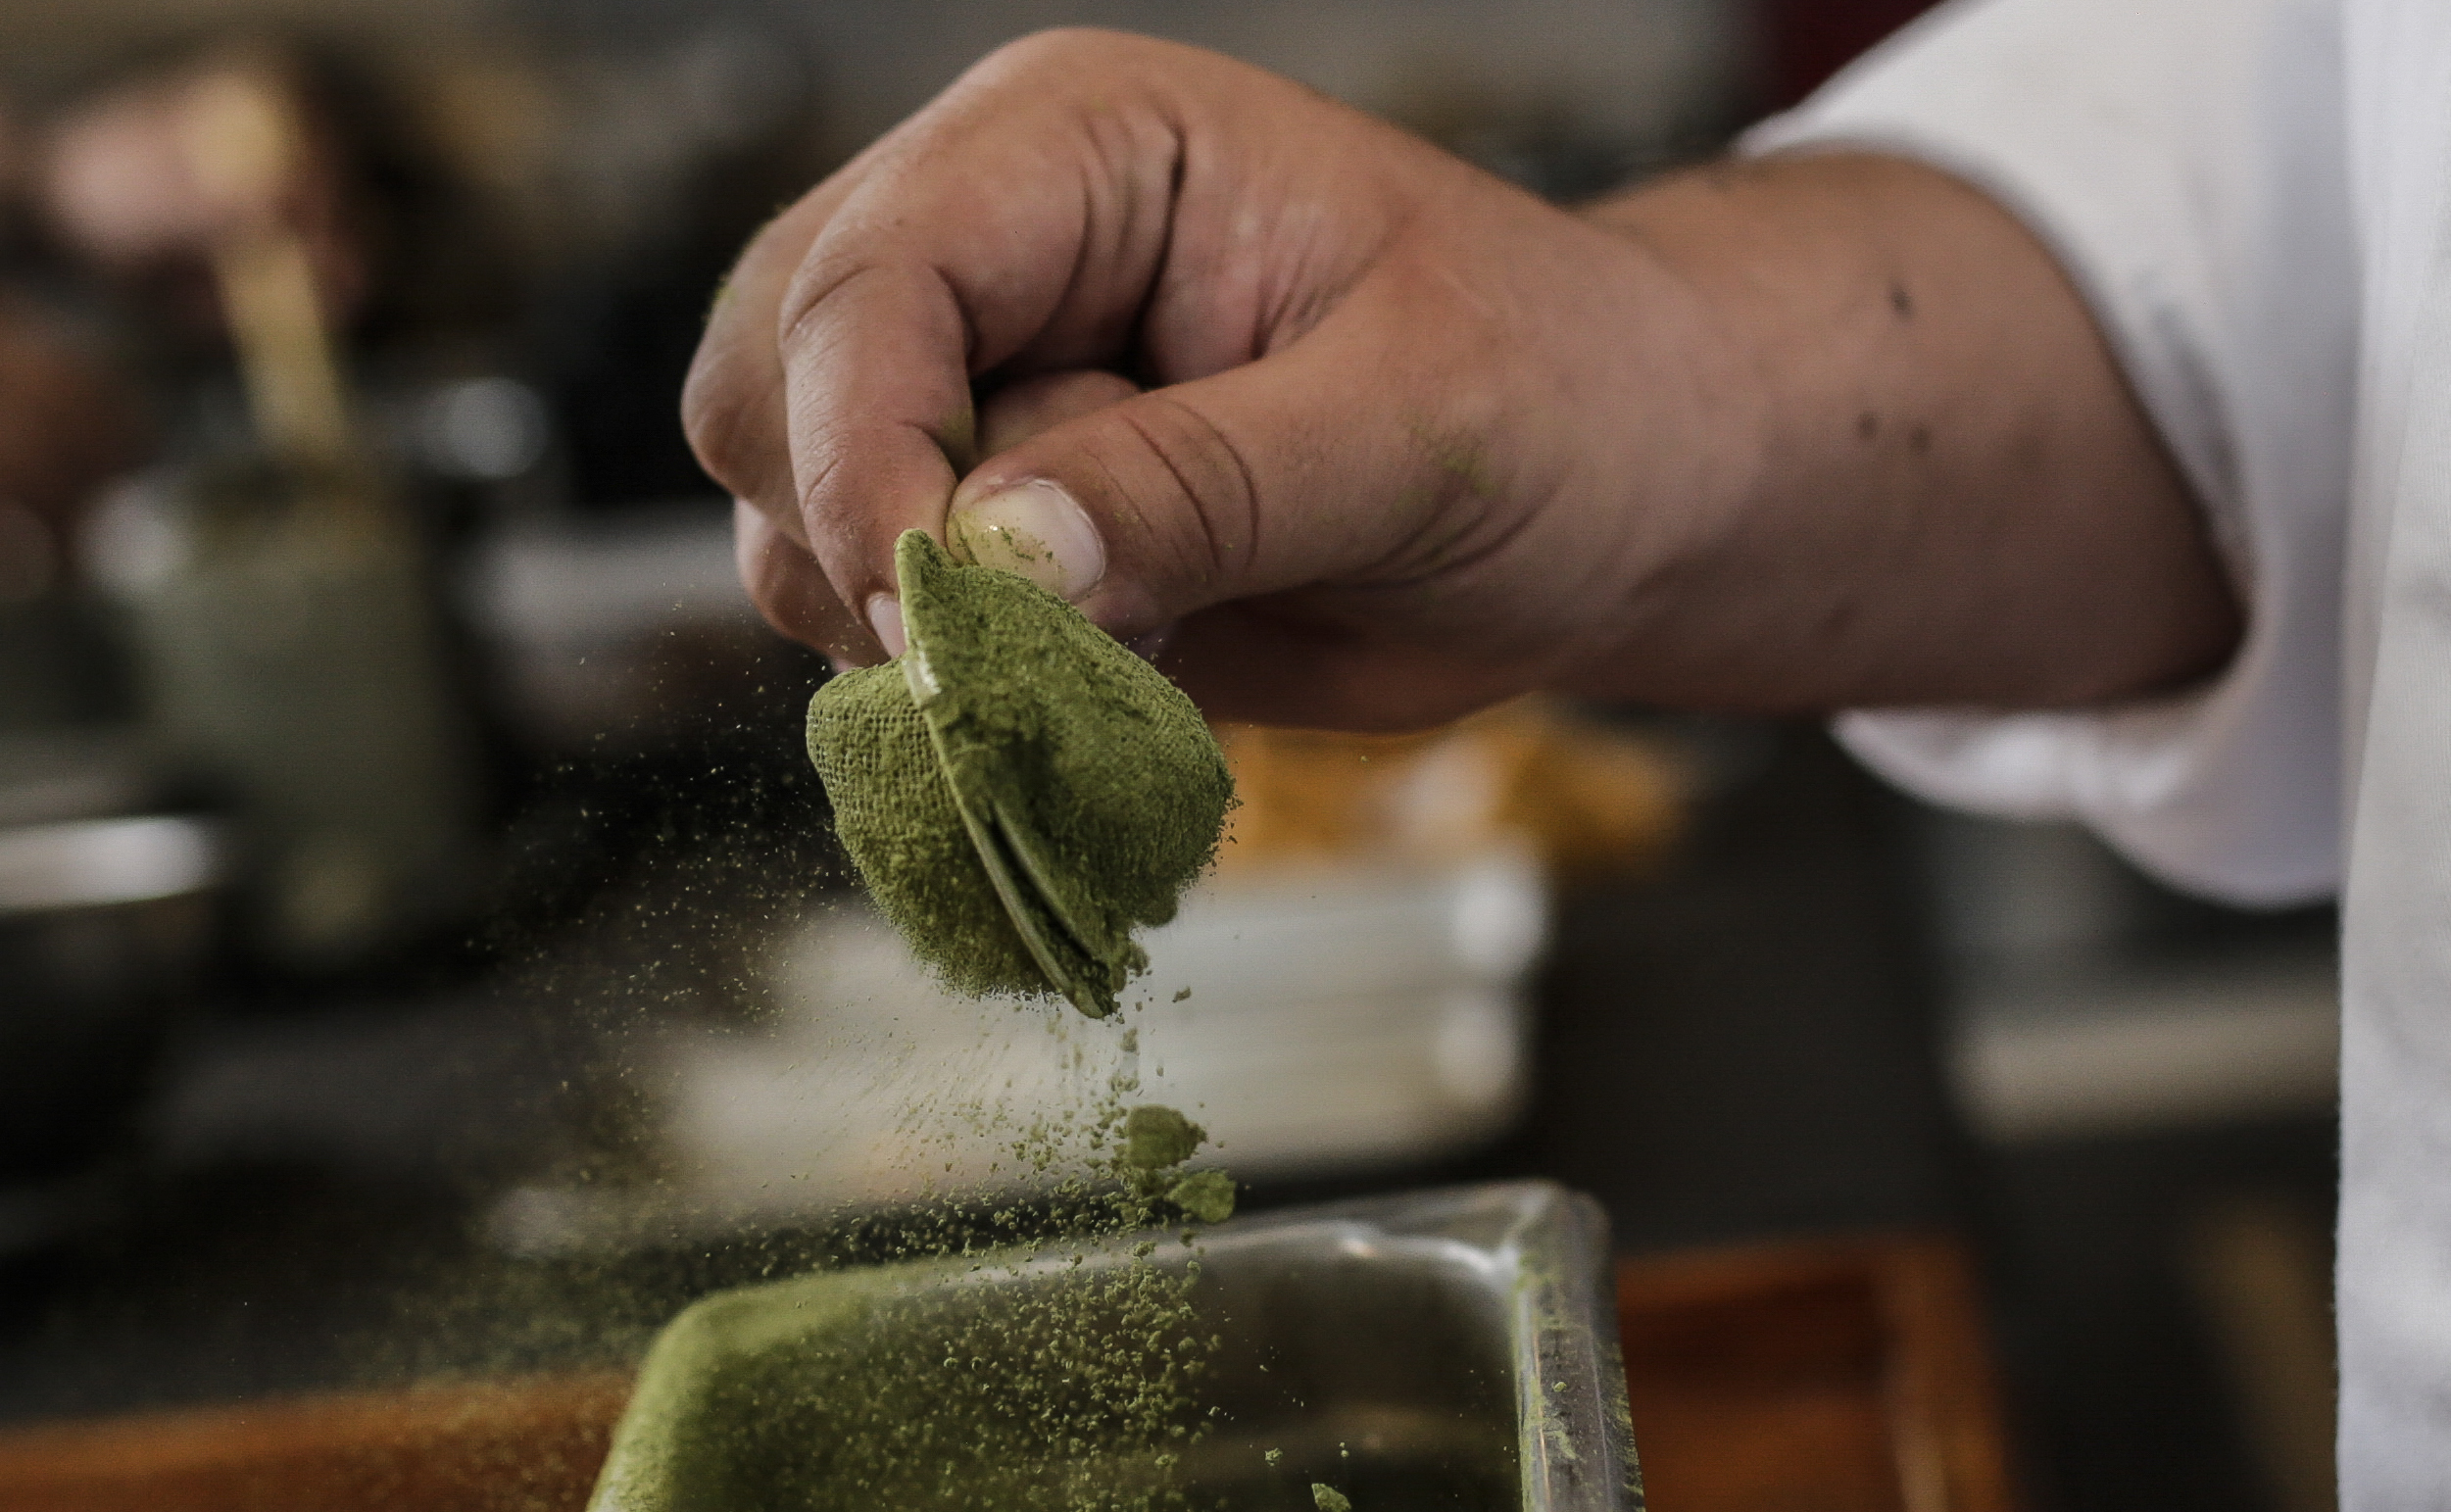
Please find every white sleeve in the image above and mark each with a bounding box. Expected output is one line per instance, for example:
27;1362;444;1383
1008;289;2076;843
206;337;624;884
1743;0;2355;907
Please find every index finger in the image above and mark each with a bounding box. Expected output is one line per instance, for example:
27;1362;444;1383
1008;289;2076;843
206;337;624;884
770;32;1200;642
683;170;862;553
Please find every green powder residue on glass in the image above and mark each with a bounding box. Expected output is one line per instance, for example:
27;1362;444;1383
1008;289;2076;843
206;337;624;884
808;529;1233;1019
1311;1485;1354;1512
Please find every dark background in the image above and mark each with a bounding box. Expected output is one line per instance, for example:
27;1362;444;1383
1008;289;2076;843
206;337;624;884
0;5;2342;1511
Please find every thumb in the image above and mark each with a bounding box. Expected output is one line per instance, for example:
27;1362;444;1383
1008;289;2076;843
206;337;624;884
947;296;1471;642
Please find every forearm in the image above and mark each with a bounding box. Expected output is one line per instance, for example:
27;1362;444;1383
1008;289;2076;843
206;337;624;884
1565;152;2240;711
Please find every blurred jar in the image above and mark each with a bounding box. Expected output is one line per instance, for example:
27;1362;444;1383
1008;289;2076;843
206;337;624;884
85;455;483;970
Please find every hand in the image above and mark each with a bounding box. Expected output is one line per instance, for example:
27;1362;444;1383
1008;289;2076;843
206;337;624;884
691;29;2236;729
692;28;1735;728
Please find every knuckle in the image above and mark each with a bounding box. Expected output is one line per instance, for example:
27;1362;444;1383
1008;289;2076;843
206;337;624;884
774;249;869;359
974;27;1130;80
1109;393;1259;578
736;540;793;633
738;521;841;651
677;348;725;457
747;582;821;651
679;353;766;500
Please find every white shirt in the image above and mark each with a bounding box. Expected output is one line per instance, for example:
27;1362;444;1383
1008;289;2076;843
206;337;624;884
1747;0;2451;1500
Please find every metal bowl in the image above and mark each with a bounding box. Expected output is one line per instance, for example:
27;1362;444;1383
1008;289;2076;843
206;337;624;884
0;812;224;1244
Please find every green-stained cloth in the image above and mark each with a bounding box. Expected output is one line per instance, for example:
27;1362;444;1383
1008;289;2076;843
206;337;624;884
808;530;1232;1018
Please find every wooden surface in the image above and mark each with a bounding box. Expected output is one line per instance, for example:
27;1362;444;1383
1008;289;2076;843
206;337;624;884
0;1373;628;1512
0;1233;2016;1511
1620;1234;2021;1512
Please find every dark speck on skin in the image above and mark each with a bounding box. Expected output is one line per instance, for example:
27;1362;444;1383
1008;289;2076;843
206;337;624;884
1889;283;1914;319
1908;424;1933;455
1856;413;1880;441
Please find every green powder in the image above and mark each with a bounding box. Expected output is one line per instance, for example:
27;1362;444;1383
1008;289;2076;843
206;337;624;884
602;536;1248;1508
590;1096;1234;1512
592;1244;1212;1512
1118;1104;1236;1224
1312;1484;1353;1512
1122;1104;1205;1174
808;531;1233;1018
1164;1170;1236;1226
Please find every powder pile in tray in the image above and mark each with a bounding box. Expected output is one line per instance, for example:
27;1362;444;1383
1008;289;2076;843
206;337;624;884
593;1092;1241;1512
808;529;1234;1018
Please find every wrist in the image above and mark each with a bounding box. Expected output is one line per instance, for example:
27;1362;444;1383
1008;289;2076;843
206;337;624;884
1534;185;1771;699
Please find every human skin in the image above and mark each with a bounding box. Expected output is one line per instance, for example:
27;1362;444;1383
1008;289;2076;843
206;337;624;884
685;28;2239;732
